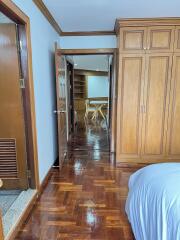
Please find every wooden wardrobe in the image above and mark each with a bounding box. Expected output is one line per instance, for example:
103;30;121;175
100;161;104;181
116;18;180;163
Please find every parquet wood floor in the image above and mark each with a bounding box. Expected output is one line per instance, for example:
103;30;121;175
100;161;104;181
15;123;139;240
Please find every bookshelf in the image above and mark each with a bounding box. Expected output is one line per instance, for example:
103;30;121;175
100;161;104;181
74;74;87;99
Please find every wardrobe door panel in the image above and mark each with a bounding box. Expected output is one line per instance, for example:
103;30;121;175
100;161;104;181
142;54;173;157
120;27;147;53
167;54;180;156
174;27;180;52
116;54;145;160
147;26;175;52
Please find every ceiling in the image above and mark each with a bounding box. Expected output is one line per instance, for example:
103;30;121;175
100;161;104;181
43;0;180;32
70;55;109;71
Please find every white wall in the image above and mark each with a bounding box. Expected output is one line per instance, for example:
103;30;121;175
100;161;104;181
87;76;109;98
73;55;109;71
12;0;59;183
59;35;117;49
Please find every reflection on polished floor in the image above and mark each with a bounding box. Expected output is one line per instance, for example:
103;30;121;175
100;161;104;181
15;123;136;240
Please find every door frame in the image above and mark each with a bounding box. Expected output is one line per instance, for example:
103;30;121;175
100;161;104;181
0;0;39;189
56;48;117;155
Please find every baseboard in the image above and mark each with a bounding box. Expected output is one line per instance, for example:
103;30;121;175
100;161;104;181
37;166;53;197
5;166;53;240
116;162;149;168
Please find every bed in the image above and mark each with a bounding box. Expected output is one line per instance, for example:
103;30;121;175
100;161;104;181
125;163;180;240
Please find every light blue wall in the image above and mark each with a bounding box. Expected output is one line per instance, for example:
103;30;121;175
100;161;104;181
59;35;117;49
12;0;59;183
87;76;109;98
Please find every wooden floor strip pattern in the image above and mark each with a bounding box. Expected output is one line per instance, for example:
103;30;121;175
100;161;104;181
15;125;138;240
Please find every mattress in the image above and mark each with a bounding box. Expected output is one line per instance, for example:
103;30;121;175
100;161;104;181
125;163;180;240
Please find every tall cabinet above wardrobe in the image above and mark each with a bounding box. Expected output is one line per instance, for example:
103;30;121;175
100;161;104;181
116;18;180;164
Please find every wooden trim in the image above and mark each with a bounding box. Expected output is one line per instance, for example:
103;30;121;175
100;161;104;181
38;166;53;196
0;0;29;23
116;162;149;168
32;0;62;35
110;51;118;154
59;48;116;55
58;48;117;156
61;30;115;36
75;69;108;76
5;191;38;240
25;20;40;189
115;18;180;34
0;0;40;189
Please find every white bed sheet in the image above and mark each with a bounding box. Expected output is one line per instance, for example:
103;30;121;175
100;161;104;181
125;163;180;240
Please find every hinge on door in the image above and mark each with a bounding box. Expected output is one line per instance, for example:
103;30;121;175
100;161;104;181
19;78;25;88
27;170;31;179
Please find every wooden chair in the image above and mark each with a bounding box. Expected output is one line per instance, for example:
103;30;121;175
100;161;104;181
84;99;98;120
96;104;106;120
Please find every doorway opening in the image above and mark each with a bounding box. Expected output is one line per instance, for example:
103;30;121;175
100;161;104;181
54;49;116;167
69;54;112;149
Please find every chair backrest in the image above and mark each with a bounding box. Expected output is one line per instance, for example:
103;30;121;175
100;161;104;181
85;99;90;110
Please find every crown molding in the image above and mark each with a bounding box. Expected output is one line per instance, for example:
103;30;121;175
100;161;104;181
33;0;62;35
61;30;115;36
33;0;116;36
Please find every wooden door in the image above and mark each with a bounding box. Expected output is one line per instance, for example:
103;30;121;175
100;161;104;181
147;26;175;52
174;26;180;52
55;50;68;168
0;24;28;189
166;54;180;158
66;61;74;135
116;54;145;161
141;53;173;159
120;27;147;53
